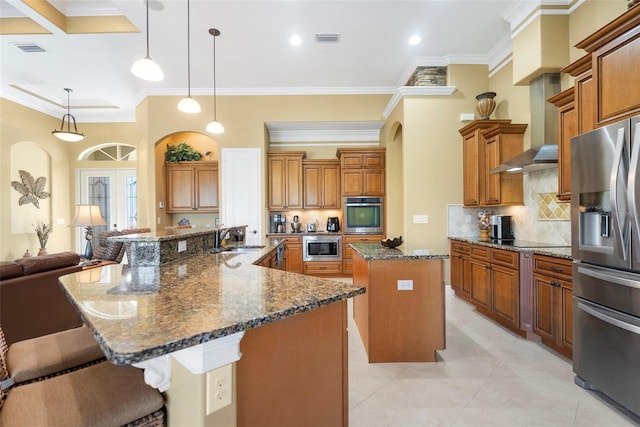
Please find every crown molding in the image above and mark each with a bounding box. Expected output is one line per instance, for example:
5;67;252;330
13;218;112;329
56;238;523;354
382;86;457;119
266;121;385;143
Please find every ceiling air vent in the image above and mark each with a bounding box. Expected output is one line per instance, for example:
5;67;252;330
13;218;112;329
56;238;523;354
12;43;46;53
315;34;340;43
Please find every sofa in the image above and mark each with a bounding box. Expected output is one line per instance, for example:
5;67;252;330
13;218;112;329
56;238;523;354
0;252;83;346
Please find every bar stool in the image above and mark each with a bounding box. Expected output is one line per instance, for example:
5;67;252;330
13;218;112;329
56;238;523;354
0;327;165;427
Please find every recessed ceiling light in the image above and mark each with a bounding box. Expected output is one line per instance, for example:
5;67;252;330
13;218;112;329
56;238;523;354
408;35;421;45
290;34;302;46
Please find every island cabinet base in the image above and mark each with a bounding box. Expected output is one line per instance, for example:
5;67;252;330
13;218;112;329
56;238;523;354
352;253;445;363
237;301;348;427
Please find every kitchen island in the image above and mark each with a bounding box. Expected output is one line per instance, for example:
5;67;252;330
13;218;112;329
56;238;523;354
58;238;364;427
351;242;449;363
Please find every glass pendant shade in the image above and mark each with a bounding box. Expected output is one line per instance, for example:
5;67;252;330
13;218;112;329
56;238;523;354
206;28;224;134
52;88;85;142
131;0;163;82
206;120;224;134
178;96;201;113
131;56;164;82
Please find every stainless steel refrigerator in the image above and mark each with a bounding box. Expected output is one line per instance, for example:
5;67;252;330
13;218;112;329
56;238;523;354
571;114;640;416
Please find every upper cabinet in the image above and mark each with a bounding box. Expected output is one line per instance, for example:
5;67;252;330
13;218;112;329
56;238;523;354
165;161;219;213
564;6;640;129
548;88;577;202
303;160;341;209
459;120;526;207
557;5;640;202
268;152;304;210
336;148;386;196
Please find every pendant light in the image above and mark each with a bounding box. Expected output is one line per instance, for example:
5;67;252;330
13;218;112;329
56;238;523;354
131;0;164;82
52;88;85;142
177;0;201;113
206;28;224;134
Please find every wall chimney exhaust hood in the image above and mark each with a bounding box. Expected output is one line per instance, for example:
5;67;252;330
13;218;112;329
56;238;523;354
490;73;561;174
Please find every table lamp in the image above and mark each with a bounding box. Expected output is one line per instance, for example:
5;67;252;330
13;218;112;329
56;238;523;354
71;204;106;259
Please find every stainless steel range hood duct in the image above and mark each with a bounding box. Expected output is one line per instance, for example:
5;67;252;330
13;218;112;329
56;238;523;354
490;73;561;174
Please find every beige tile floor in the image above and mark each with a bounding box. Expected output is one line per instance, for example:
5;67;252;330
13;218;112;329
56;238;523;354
345;284;640;427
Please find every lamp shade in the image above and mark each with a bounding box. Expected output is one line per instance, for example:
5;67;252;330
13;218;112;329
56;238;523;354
70;205;107;227
177;96;201;113
206;120;224;134
131;56;164;82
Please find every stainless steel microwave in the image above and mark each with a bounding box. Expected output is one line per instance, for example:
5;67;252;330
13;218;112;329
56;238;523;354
343;196;383;234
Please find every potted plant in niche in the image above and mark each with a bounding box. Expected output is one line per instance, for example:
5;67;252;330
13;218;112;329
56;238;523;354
165;142;203;162
34;221;52;256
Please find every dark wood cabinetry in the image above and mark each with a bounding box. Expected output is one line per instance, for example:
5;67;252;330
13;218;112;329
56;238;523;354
303;160;341;209
532;255;573;358
165;161;219;213
268;152;304;210
336;148;385;196
459;121;526;207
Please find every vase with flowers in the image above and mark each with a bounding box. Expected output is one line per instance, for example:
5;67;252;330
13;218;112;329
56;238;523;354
34;221;52;256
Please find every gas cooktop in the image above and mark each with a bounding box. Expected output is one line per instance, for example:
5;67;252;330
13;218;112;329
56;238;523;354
479;239;570;248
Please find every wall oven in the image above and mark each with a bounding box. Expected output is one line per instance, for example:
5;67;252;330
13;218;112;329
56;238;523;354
303;235;342;262
343;196;383;234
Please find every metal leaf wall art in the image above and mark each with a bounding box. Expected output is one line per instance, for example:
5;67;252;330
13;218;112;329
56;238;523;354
11;170;50;208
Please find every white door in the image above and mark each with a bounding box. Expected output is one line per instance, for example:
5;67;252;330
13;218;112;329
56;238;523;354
76;168;137;251
221;149;261;245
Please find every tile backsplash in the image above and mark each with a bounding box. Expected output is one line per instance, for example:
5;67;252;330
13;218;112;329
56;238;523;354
448;168;571;245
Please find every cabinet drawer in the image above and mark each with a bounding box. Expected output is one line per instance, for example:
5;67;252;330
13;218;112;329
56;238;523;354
491;248;519;269
470;244;491;261
304;261;342;275
450;241;471;256
533;255;572;280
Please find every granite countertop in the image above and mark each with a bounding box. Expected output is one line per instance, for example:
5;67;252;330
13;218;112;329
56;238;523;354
449;236;572;259
109;226;219;242
58;239;364;365
350;242;449;260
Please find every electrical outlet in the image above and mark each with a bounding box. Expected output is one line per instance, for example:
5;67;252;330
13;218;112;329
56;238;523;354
178;240;187;252
397;280;413;290
159;201;164;209
465;215;472;224
206;364;232;414
413;215;429;224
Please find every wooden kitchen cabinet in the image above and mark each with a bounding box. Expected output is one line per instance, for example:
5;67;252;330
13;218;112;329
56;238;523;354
449;240;471;300
342;234;384;274
165;161;218;213
268;152;304;210
303;261;342;276
284;236;303;274
548;88;577;202
468;244;522;335
459;120;525;207
563;55;596;134
533;255;573;358
303;160;341;209
337;148;385;196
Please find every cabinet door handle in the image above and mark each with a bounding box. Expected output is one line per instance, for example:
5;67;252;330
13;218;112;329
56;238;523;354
550;266;564;272
320;266;326;270
551;281;561;287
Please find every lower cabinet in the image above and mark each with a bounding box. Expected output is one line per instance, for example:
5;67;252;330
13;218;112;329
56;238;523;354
466;243;522;335
342;234;384;274
303;261;342;276
532;255;573;358
449;241;471;300
284;236;303;274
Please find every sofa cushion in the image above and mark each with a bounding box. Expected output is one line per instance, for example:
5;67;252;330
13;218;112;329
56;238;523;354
0;262;23;280
15;252;80;276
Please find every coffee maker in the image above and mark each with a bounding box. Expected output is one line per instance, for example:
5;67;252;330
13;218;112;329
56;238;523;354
327;217;340;232
489;215;514;241
270;214;286;233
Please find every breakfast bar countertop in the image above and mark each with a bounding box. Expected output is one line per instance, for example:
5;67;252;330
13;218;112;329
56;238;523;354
58;241;364;366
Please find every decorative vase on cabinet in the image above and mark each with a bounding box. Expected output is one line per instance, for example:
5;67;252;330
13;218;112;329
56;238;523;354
476;92;497;119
